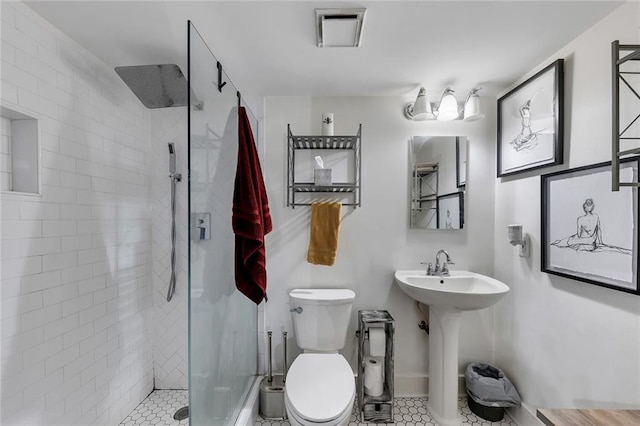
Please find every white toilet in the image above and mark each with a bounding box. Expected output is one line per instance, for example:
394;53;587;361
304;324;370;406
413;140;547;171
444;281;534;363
285;288;356;426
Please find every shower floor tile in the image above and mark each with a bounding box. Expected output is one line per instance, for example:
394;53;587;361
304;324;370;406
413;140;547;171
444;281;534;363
120;389;189;426
255;396;517;426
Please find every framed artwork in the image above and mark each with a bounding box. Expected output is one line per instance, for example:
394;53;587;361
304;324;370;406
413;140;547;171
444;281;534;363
456;136;467;188
498;59;564;177
437;192;464;230
541;157;639;295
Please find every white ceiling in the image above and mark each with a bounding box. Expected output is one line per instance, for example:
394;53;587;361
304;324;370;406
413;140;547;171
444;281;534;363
25;1;623;97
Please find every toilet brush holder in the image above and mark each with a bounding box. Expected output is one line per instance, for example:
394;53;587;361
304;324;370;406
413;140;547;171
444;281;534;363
259;375;286;420
259;331;287;420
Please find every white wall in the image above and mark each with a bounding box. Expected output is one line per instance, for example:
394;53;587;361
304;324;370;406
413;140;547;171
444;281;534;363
1;2;154;425
263;96;497;394
493;2;640;422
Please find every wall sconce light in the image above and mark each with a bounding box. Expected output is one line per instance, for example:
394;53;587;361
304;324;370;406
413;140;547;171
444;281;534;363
463;88;485;122
404;87;485;122
507;224;530;257
436;88;459;121
403;87;435;120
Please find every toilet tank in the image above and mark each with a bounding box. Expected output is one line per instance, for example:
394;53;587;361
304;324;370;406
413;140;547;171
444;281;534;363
289;289;355;352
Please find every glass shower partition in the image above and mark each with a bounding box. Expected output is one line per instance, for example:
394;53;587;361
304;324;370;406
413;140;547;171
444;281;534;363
187;22;259;425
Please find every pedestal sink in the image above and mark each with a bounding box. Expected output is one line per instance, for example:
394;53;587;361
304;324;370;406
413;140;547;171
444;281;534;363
394;270;510;426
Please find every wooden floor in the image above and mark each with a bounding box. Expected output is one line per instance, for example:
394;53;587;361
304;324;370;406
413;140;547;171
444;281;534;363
537;408;640;426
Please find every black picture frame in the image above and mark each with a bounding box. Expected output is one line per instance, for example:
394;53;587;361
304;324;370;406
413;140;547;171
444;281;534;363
541;157;639;295
456;136;466;188
497;59;564;177
437;192;464;230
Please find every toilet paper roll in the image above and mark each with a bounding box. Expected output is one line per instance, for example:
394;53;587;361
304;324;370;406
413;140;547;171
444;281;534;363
368;328;386;357
371;355;385;381
364;357;384;397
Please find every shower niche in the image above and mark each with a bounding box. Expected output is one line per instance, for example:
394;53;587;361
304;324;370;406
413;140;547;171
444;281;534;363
0;105;39;195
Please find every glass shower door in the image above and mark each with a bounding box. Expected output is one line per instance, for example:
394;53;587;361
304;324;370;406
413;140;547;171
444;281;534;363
187;22;258;425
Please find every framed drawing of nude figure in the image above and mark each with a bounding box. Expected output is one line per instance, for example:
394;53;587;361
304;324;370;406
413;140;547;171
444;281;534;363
497;59;564;177
541;157;639;295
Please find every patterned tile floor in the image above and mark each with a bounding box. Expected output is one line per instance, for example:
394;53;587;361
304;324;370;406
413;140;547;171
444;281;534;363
119;390;189;426
256;397;517;426
121;391;517;426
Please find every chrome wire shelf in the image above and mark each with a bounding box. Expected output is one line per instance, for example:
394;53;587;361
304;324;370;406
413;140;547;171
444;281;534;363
287;124;362;208
293;183;357;193
291;136;358;150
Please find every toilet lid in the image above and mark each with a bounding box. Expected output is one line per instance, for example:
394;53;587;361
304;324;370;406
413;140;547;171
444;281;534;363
285;353;355;422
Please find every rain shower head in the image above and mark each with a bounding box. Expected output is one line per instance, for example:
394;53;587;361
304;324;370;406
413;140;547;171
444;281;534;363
115;64;189;109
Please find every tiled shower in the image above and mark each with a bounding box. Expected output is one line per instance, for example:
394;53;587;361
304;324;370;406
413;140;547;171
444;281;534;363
1;3;264;425
150;108;188;390
0;3;191;424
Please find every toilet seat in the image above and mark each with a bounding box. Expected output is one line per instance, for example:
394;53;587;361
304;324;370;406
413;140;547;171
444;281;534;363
285;353;355;423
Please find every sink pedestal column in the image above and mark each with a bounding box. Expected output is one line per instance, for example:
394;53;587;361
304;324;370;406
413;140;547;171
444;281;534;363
427;306;461;426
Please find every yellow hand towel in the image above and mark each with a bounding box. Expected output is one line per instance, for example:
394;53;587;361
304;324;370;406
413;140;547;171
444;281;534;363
307;202;342;266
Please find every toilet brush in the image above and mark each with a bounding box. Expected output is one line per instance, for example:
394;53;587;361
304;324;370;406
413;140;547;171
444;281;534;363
260;331;286;420
282;331;288;420
283;331;288;383
267;331;273;383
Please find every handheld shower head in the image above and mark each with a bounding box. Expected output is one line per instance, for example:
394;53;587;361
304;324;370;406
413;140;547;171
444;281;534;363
168;143;176;174
166;142;181;302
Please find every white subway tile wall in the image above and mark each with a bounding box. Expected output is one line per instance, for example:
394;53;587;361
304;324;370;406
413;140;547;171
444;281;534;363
150;108;188;389
1;2;154;425
0;116;11;190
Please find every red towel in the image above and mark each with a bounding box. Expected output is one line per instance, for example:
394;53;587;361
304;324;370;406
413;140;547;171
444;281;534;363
233;107;272;304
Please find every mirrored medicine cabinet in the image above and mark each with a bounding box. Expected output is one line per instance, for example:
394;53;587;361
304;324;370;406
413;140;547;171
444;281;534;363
409;136;467;230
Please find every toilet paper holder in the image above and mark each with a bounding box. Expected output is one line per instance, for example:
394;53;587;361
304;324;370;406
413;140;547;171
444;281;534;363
357;310;395;423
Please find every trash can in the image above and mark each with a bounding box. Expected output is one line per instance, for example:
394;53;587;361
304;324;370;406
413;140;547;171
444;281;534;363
465;363;521;422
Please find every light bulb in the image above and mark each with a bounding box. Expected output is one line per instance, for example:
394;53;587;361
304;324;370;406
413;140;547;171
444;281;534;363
463;88;485;122
437;88;459;121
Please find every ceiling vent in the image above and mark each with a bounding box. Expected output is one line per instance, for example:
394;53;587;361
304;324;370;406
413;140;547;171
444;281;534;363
316;8;367;48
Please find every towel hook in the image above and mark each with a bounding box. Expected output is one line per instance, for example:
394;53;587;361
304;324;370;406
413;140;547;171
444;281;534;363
217;61;227;92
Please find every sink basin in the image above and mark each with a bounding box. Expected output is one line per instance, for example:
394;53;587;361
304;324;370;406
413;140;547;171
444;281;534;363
394;270;510;425
394;270;509;311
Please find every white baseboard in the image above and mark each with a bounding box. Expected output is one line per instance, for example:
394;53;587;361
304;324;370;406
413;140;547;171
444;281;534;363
506;402;543;426
393;374;467;397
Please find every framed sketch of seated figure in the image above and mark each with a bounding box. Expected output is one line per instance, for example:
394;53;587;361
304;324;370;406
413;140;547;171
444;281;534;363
541;157;639;295
409;136;467;230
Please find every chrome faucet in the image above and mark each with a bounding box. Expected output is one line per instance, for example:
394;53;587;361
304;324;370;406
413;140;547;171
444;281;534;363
434;249;454;276
422;249;455;276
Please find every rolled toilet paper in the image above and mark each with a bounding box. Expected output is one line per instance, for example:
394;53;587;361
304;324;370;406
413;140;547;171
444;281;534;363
364;357;384;397
371;355;385;381
368;328;386;357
